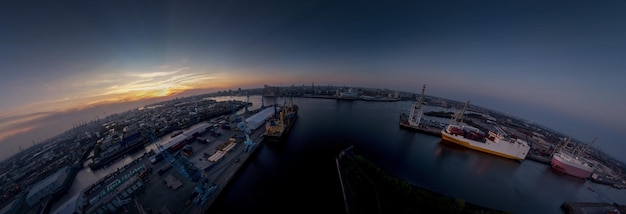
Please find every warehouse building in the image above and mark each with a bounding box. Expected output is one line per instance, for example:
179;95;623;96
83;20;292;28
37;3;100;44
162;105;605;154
26;166;69;206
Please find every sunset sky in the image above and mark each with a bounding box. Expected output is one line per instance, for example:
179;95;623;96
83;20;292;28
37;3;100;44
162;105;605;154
1;0;626;161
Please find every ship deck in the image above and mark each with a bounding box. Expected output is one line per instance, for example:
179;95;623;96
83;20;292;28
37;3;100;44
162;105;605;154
441;130;525;161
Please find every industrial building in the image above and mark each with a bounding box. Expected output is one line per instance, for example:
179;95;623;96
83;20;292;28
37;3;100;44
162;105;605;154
84;164;146;214
52;193;83;214
185;123;212;137
26;166;70;206
240;107;277;131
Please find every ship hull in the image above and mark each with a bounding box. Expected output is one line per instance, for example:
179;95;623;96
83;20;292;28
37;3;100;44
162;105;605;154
90;139;147;170
550;153;593;179
399;121;441;136
441;130;527;161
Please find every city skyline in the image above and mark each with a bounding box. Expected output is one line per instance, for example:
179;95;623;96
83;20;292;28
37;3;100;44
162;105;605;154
1;0;626;162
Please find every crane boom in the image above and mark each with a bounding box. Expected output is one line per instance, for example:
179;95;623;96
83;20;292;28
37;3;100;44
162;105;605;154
230;101;254;152
147;132;200;181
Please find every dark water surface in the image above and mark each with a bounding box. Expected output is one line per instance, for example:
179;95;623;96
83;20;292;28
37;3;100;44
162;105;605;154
209;96;626;214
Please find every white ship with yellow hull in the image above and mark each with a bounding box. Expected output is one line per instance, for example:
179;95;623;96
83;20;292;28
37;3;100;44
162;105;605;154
441;126;529;160
440;100;530;161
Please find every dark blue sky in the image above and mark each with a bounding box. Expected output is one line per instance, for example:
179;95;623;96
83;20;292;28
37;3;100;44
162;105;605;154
1;0;626;161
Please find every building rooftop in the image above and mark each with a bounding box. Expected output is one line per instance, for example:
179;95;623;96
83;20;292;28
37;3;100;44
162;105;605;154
244;107;277;130
26;166;68;199
51;192;80;214
185;123;212;136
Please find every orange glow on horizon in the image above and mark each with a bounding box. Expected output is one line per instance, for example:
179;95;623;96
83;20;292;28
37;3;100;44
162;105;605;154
0;125;40;142
1;66;271;126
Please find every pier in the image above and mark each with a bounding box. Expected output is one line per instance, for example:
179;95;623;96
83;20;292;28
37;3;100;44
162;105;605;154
50;106;271;214
132;111;268;214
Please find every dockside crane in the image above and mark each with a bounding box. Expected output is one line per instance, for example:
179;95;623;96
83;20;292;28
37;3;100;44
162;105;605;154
146;131;201;182
229;101;254;152
245;92;250;113
408;84;426;127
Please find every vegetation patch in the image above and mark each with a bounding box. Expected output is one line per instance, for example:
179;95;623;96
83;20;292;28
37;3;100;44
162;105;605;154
338;152;509;214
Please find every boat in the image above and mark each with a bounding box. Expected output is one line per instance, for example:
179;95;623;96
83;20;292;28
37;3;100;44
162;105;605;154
90;131;147;170
440;100;530;160
550;137;595;179
264;98;299;142
399;84;443;136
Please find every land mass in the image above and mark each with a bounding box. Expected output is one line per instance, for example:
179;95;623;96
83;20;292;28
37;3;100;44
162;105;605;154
336;146;508;214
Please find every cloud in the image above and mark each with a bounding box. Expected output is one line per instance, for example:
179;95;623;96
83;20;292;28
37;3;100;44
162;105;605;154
43;83;55;90
126;67;190;78
98;68;217;99
0;111;53;125
0;111;51;142
2;66;224;126
0;125;40;142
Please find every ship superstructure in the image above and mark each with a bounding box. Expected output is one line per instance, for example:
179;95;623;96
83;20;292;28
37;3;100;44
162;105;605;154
264;97;298;142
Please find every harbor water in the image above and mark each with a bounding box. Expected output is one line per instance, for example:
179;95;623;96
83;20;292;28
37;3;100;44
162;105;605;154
56;96;626;213
209;96;626;214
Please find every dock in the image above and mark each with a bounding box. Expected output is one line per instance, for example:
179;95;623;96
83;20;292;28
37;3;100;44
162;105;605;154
58;108;271;214
399;122;442;137
135;115;267;214
525;153;551;164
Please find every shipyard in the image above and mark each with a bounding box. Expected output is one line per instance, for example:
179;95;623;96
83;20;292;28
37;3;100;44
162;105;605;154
69;113;270;214
2;86;626;214
0;89;292;214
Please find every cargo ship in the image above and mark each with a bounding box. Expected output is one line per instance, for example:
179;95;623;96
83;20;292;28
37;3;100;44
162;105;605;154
440;100;530;160
399;84;443;136
90;131;147;170
550;137;595;179
264;98;298;142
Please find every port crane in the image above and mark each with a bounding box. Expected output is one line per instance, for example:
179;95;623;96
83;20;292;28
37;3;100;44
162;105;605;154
245;92;250;113
146;131;201;181
407;84;426;127
451;100;470;126
229;101;254;152
146;131;219;206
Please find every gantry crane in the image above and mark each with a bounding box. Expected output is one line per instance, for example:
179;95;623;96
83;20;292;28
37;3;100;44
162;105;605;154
229;101;254;152
146;131;201;181
245;92;250;114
